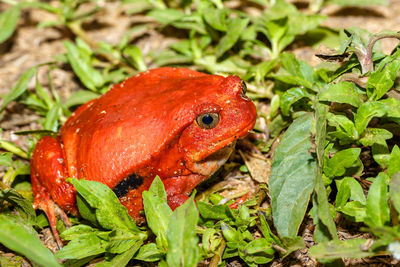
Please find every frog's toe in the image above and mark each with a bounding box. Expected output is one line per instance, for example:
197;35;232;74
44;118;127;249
34;195;64;249
55;204;72;228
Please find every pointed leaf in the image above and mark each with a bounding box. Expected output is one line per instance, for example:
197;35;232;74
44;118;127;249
0;6;21;43
0;214;61;267
365;172;390;227
270;113;316;238
0;66;37;112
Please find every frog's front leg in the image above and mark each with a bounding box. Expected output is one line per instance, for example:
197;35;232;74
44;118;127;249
30;136;77;247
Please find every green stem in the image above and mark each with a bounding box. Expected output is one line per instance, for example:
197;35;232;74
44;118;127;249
209;238;226;267
0;141;28;159
364;31;400;73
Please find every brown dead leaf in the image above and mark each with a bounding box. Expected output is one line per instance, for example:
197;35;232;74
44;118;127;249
238;149;271;184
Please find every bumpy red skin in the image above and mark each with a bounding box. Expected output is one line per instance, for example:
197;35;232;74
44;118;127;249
30;67;257;227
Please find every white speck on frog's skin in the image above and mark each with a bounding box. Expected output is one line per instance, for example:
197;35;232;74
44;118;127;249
57;158;63;164
99;110;106;114
75;128;80;133
226;100;231;104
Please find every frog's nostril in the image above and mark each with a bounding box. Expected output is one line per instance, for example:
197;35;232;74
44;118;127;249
241;80;247;94
239;81;250;101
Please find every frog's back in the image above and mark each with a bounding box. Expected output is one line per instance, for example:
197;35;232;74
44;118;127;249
60;67;225;187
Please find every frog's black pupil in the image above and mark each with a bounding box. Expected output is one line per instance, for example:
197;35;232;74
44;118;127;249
202;114;213;125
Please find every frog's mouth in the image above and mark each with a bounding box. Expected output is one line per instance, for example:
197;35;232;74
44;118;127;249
185;141;236;177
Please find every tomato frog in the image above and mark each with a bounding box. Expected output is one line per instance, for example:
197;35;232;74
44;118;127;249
30;67;257;246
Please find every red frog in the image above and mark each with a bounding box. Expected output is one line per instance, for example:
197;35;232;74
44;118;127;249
30;67;257;246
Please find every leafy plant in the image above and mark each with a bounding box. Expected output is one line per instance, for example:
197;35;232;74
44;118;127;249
1;0;400;265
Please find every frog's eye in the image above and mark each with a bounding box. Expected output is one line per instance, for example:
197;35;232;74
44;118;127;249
196;113;220;129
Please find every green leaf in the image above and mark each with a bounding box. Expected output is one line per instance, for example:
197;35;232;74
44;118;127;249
35;77;54;108
106;230;141;254
327;112;358;142
171;14;206;34
69;179;143;235
281;236;305;257
309;238;374;260
0;140;29;159
259;212;282;246
43;103;61;132
354;101;387;135
280;87;312;116
0;6;21;43
281;53;315;83
239;238;274;265
390;173;400;216
0;152;13;167
134;243;164;262
95;241;143;267
355;98;400;134
335;177;367;221
59;225;99;241
273;74;313;90
388;146;400;177
0;214;61;267
260;0;325;56
142;176;172;249
203;8;227;31
262;17;289;57
380;98;400;119
335;177;366;208
366;52;400;100
123;45;147;71
0;66;37;113
56;232;108;259
166;198;199;267
372;142;390;167
63;41;104;91
319;82;362;107
364;172;390;227
64;90;99;108
147;8;184;24
0;188;36;223
215;17;249;58
270;113;316;238
327;0;388;5
359;128;393;147
324;148;361;178
220;222;237;243
197;202;235;221
339;201;366;222
272;53;316;90
312;103;337;242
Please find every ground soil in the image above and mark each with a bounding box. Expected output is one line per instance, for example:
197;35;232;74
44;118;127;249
1;0;400;266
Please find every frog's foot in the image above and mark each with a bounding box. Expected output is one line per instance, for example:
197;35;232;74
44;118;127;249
31;136;77;248
32;188;65;248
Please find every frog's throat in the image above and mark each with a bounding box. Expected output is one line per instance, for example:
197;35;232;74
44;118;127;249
185;141;236;177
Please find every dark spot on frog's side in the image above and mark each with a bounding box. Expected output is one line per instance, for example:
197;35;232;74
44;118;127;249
113;173;144;198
